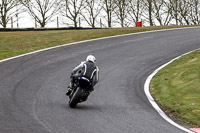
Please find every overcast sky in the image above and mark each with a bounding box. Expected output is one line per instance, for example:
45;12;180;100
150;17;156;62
1;12;67;28
1;11;107;28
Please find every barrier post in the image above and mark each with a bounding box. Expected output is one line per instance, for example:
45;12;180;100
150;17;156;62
136;21;142;27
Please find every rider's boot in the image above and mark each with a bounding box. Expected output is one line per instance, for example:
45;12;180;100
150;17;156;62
66;83;73;96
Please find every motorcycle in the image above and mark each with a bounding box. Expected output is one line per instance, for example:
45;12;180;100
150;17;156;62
68;77;92;108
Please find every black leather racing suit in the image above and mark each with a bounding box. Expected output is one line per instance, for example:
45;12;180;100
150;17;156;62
70;61;99;91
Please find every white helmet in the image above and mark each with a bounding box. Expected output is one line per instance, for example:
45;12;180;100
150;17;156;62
86;55;96;63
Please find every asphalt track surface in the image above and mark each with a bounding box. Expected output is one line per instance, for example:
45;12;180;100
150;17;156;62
1;27;200;133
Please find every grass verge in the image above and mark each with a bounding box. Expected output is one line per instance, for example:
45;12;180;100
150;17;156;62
0;25;199;60
150;49;200;128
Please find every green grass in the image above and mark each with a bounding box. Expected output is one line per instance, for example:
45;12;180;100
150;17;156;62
0;25;199;60
150;50;200;128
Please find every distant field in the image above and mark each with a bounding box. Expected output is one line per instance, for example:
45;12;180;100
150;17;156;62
0;25;199;60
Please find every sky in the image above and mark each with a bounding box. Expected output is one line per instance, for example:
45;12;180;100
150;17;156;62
3;13;66;28
1;11;107;28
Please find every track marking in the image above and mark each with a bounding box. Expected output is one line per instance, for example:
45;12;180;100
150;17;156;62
190;128;200;133
144;49;200;133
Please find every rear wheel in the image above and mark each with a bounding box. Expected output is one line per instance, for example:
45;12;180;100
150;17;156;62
69;87;82;108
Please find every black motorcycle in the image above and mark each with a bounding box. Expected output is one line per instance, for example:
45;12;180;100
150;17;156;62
68;77;92;108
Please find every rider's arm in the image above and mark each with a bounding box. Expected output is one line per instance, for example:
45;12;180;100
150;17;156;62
72;61;85;74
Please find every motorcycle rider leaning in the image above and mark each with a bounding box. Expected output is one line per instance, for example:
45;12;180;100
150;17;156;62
66;55;99;96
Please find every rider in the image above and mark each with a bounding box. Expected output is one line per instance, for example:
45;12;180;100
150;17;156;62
66;55;99;96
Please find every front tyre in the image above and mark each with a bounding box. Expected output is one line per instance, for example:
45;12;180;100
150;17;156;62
69;87;82;108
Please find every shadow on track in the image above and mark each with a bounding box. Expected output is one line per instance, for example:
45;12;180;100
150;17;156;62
67;104;102;111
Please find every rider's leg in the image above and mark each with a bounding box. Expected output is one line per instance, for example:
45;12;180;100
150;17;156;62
66;75;75;96
66;74;79;96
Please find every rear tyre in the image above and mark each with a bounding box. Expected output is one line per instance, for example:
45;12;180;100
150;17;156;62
69;87;82;108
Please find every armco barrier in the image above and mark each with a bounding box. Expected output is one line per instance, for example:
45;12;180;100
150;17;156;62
0;27;103;32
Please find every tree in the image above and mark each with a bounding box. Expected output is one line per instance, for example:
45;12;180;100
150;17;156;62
178;0;190;25
127;0;144;26
189;0;200;25
20;0;62;28
142;0;154;26
102;0;115;27
168;0;183;25
0;0;22;28
81;0;103;28
152;0;172;26
113;0;129;27
61;0;85;27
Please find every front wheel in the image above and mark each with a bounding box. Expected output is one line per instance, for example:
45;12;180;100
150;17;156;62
69;87;82;108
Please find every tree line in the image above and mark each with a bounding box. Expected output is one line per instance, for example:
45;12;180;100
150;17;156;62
0;0;200;28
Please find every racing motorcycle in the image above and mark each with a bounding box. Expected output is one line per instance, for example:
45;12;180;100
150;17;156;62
68;77;92;108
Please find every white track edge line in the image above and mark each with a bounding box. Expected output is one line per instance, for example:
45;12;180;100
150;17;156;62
144;48;200;133
1;26;200;63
